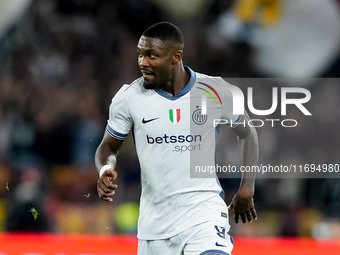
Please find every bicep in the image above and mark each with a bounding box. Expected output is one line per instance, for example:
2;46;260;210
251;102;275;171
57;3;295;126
95;130;125;170
101;131;124;154
231;111;256;140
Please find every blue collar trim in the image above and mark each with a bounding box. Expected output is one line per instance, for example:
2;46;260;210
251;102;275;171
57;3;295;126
154;66;196;100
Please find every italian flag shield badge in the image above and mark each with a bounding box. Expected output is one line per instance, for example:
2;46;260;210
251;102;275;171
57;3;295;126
169;109;181;124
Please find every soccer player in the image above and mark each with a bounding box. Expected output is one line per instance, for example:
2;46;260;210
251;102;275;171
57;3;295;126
95;21;258;255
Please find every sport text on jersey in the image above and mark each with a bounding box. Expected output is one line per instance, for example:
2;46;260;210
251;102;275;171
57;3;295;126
146;134;202;153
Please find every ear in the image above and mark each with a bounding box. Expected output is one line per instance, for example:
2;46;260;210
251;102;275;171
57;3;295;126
172;50;183;64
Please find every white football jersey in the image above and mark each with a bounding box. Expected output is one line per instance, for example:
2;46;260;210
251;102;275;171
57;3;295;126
107;67;243;239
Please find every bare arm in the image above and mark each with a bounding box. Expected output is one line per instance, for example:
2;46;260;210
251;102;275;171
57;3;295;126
95;132;124;202
228;111;259;223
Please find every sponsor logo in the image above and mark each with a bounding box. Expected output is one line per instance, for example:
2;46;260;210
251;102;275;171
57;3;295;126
142;117;159;124
215;242;227;247
169;109;181;124
146;134;201;144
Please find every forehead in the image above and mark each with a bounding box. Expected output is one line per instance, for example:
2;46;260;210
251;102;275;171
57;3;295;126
137;36;171;51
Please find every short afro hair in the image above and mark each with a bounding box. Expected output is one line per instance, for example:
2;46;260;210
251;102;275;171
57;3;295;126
142;22;184;46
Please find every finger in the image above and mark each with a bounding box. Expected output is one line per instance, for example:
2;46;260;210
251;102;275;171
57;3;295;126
240;214;247;224
97;187;113;202
98;178;118;190
234;213;239;224
228;203;233;210
98;185;116;197
97;180;116;193
102;177;118;188
101;182;118;192
251;207;257;220
102;194;113;202
97;186;111;197
246;211;252;223
97;187;101;198
101;196;113;202
102;187;116;196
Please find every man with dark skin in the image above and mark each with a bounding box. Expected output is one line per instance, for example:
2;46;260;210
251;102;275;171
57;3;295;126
95;22;258;255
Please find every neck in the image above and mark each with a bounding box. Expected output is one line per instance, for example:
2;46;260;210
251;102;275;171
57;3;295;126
162;64;190;97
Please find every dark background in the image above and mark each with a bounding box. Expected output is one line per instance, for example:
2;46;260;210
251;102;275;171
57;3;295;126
0;0;340;238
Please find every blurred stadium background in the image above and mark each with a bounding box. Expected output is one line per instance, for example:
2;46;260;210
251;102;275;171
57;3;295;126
0;0;340;254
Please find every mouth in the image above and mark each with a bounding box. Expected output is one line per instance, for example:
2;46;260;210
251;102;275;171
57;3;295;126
140;69;154;78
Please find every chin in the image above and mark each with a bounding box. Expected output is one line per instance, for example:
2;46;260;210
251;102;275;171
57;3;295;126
143;80;159;90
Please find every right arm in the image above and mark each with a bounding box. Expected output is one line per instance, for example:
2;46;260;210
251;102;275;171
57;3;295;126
96;84;131;202
95;132;124;202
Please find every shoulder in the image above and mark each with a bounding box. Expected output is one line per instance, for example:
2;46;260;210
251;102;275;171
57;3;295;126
195;72;235;87
195;72;220;83
113;77;144;98
122;77;144;93
193;73;243;107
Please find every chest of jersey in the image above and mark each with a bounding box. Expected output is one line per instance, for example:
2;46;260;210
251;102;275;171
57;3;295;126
129;90;222;139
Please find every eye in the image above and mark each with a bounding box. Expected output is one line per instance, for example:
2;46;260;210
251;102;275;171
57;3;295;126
148;53;157;58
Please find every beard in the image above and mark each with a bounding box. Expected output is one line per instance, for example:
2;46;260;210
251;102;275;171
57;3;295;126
143;80;159;90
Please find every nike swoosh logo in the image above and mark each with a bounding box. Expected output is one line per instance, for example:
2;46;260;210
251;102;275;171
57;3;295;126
142;117;159;124
215;242;227;247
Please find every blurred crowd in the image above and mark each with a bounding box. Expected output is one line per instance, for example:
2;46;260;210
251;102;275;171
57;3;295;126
0;0;340;238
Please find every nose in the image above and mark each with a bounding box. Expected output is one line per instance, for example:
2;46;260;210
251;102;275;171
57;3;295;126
138;55;149;67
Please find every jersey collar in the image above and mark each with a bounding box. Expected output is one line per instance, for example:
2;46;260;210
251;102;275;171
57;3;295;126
154;66;196;100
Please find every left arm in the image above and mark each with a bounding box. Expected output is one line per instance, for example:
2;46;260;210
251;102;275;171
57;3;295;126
228;111;259;224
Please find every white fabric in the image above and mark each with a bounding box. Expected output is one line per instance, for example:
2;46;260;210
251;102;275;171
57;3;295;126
137;219;234;255
106;67;242;239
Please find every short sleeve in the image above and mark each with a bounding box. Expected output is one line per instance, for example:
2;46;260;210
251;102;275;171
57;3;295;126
106;85;132;140
220;80;244;128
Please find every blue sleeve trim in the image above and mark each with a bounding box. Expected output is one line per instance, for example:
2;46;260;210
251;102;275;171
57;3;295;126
230;236;234;246
106;125;128;140
234;114;243;123
199;250;231;255
231;114;244;128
